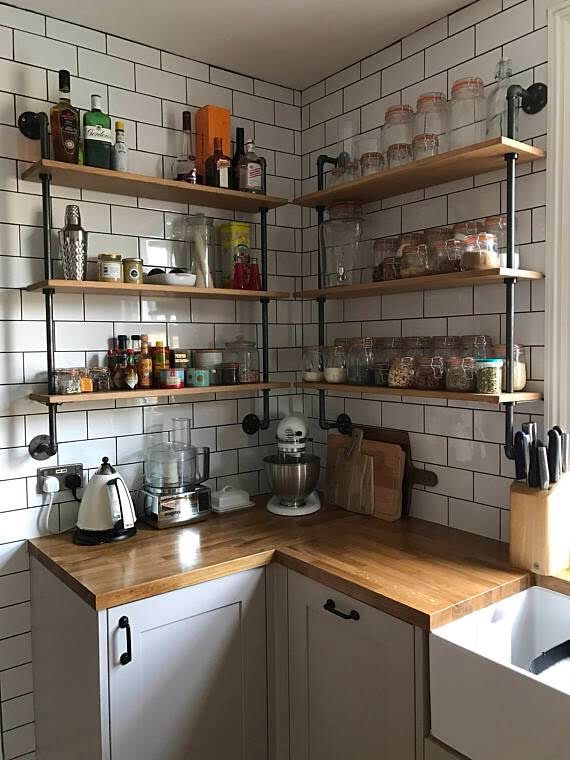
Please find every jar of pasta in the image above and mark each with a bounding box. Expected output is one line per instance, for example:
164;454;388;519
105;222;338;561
388;356;416;389
492;344;527;391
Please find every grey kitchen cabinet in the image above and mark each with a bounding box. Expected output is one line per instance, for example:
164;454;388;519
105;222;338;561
32;559;267;760
287;570;417;760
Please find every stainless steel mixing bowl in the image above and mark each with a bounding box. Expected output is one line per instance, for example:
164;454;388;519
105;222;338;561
263;454;321;507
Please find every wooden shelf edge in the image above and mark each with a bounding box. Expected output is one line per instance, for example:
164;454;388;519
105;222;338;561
296;382;542;405
27;280;291;301
30;382;291;405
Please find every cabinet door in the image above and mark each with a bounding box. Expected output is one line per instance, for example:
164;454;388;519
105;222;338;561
288;570;416;760
107;568;267;760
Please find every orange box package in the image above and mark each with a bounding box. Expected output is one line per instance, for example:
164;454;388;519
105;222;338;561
195;105;231;179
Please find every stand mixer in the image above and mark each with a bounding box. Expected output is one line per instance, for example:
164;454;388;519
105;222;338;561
263;414;321;516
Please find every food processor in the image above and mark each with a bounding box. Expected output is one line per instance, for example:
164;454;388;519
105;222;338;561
136;418;211;528
263;414;321;516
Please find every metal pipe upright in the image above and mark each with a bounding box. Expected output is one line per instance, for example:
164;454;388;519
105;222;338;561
259;207;270;430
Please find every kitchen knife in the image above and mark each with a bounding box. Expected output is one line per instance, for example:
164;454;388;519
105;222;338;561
537;445;550;490
514;430;529;481
553;426;569;473
547;429;562;483
522;422;537;447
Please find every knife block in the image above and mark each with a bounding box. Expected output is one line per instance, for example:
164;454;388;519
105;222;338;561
509;475;570;576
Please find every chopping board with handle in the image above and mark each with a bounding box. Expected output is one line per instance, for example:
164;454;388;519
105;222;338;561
325;429;374;515
326;431;405;521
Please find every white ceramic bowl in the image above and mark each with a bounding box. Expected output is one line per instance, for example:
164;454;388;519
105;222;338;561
145;272;197;286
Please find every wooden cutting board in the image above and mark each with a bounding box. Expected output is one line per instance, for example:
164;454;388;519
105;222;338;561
326;432;406;521
326;429;374;515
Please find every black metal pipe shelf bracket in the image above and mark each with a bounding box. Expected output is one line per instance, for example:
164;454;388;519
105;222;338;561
18;111;58;460
503;82;547;460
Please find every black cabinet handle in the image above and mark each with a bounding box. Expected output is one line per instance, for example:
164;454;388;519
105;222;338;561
323;598;360;621
119;615;132;665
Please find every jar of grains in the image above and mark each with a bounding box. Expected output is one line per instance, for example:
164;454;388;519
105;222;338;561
449;77;486;150
413;133;439;161
388;356;416;389
360;151;384;176
492;344;527;391
429;239;463;273
302;346;324;382
445;357;477;392
476;358;504;394
323;346;348;383
381;256;401;281
414;356;445;390
414;92;448;151
347;338;376;385
462;233;500;270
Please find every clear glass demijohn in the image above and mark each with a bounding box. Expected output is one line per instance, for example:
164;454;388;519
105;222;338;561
486;57;517;139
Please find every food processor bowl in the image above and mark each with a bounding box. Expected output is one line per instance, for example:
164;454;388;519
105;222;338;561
263;454;321;507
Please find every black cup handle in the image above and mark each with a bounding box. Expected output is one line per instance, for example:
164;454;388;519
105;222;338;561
119;615;132;665
323;598;360;621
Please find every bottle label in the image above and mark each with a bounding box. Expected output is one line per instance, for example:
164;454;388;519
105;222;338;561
218;164;229;188
113;144;128;172
58;108;78;155
85;125;112;144
241;162;262;190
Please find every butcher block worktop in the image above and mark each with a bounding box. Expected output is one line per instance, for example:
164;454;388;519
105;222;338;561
29;498;530;629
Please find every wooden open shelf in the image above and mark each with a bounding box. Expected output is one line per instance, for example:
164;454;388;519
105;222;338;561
294;137;545;207
22;160;288;212
28;279;290;301
296;268;544;300
30;382;291;406
297;382;542;405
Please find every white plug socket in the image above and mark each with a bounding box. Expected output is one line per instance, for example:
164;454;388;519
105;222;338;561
42;475;60;494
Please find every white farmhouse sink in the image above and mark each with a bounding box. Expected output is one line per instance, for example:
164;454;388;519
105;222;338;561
430;587;570;760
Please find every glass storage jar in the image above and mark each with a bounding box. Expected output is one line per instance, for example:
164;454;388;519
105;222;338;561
384;105;414;152
224;337;260;383
380;336;404;364
432;336;459;360
381;256;401;281
476;358;504;394
302;346;324;382
360;152;384;176
373;362;390;387
453;220;486;240
400;244;430;278
404;336;433;358
387;143;413;169
414;356;445;391
492;344;527;391
449;77;486;150
388;356;416;389
372;236;399;281
89;366;111;391
429;239;463;273
187;214;215;288
425;226;453;245
323;345;347;383
461;334;493;359
462;233;500;270
53;368;81;394
414;92;448;152
320;202;363;287
413;133;439;161
445;357;477;392
484;215;520;268
398;231;425;254
347;338;376;385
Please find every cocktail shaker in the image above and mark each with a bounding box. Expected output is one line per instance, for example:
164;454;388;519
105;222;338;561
58;205;87;280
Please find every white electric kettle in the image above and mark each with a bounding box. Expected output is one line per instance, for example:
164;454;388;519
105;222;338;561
74;457;137;545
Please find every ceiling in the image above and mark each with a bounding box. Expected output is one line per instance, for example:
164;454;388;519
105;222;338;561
16;0;469;90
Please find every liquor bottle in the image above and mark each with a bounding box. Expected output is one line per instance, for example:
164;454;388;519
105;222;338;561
137;336;153;389
50;70;80;163
486;57;515;139
112;121;128;172
231;127;245;190
131;334;141;357
238;139;265;194
83;94;112;169
152;340;169;386
205;137;231;188
174;111;199;183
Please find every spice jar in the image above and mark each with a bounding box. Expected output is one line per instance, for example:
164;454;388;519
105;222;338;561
388;356;416;389
347;338;376;385
413;133;439;161
384;105;414;153
404;336;433;358
52;368;81;394
224;337;260;383
400;244;430;278
453;220;486;240
461;334;493;359
97;253;122;282
462;233;499;270
449;77;486;150
492;344;527;391
414;356;445;390
372;236;399;282
122;257;143;284
415;92;448;152
381;256;401;281
323;346;347;383
445;357;477;392
303;346;324;382
387;143;413;169
89;367;111;391
432;336;459;360
360;152;384;176
476;358;504;394
429;239;463;273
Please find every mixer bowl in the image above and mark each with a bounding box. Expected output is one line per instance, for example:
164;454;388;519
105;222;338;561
263;454;321;507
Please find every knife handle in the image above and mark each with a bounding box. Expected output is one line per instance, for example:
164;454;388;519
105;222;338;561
547;429;562;484
562;433;569;474
538;445;550;490
514;431;527;481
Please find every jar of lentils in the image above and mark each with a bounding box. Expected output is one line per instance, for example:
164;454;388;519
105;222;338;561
445;357;477;392
347;338;376;385
387;143;413;169
476;358;504;394
388;356;416;389
414;356;445;390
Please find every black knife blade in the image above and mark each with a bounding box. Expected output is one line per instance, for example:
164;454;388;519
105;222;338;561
514;430;529;481
547;429;562;483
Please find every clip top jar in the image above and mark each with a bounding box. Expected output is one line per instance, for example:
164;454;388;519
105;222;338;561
347;338;376;386
400;244;430;278
323;345;348;384
449;77;486;150
302;346;324;382
462;233;499;271
492;343;527;391
383;104;414;152
224;336;260;383
415;92;448;152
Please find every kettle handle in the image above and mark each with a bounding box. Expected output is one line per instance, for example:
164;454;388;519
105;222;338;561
195;447;210;483
107;477;135;531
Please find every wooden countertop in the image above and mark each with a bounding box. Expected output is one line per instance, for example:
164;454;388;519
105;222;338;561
28;498;530;629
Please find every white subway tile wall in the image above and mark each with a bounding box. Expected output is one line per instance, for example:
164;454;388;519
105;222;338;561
0;5;303;754
300;0;547;548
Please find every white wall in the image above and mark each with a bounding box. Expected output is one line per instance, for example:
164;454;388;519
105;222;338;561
301;0;547;542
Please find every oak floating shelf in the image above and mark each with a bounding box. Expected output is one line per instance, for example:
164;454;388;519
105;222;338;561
294;137;545;207
22;160;288;212
296;268;544;300
30;382;291;406
28;279;290;301
297;382;542;405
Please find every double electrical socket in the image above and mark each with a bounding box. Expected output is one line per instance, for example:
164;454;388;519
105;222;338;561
37;463;84;493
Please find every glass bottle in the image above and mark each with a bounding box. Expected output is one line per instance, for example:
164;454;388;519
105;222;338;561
239;139;265;193
112;120;128;172
231;127;245;190
50;69;80;164
248;257;261;291
205;136;231;188
486;58;516;139
152;341;169;386
124;349;138;390
137;336;153;389
83;94;112;169
174;111;199;184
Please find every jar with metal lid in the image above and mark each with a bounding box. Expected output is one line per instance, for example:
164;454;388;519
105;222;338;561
462;233;500;270
449;77;486;150
323;345;347;384
372;236;399;281
360;152;384;176
52;368;81;394
461;334;493;359
387;143;413;169
123;257;143;284
388;356;416;388
414;356;445;390
384;105;414;153
414;92;448;152
302;346;324;382
432;336;459;360
320;202;363;287
193;349;223;385
476;358;504;394
425;226;453;245
89;366;111;391
400;244;430;278
492;344;527;391
445;357;477;392
224;337;260;383
97;253;122;282
413;133;439;161
347;338;376;385
429;239;463;273
404;336;433;358
453;220;486;241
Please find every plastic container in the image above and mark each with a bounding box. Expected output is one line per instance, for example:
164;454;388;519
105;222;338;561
414;92;448;152
384;105;414;152
323;346;347;383
462;233;500;270
493;344;527;391
414;356;445;390
449;77;486;150
224;337;260;383
461;334;493;359
476;358;504;394
413;133;439;161
429;239;463;273
372;236;399;281
145;418;207;489
445;357;477;392
387;143;413;169
320;202;363;287
302;346;324;382
211;485;253;513
360;151;384;176
186;213;215;288
400;244;430;278
347;338;376;385
388;356;416;389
